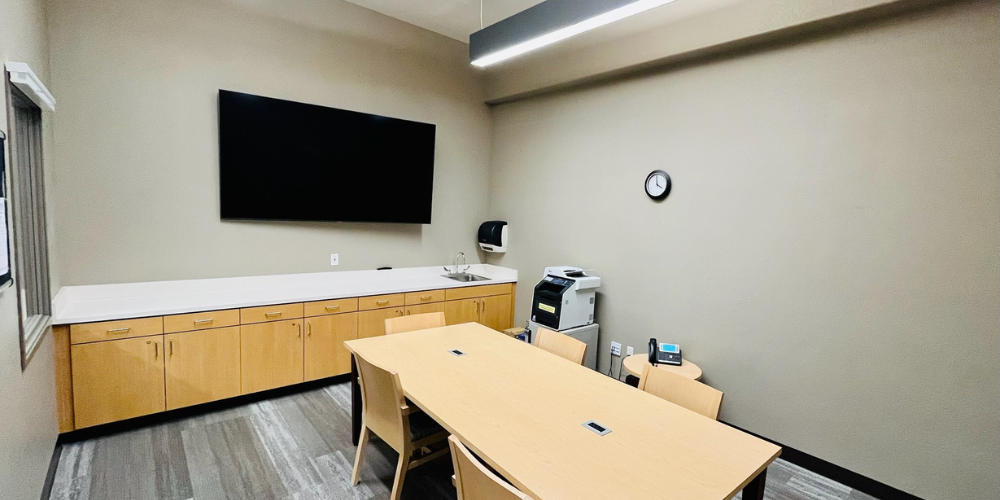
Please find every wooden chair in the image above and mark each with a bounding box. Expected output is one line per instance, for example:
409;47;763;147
351;353;450;500
534;327;587;365
638;364;724;420
449;435;532;500
384;312;446;335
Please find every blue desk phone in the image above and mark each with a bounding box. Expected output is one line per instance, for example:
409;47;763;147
648;339;682;366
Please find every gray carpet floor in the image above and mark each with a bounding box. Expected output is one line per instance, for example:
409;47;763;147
49;382;878;500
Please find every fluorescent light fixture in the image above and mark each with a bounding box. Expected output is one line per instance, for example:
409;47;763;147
470;0;679;68
4;62;56;111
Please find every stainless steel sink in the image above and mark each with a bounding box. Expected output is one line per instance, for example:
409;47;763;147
442;273;491;282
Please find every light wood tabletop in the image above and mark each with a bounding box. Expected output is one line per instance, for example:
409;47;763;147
623;353;703;380
344;323;780;500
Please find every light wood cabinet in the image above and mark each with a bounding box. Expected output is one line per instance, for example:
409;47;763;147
240;303;304;325
480;294;513;331
304;312;358;381
359;293;405;311
304;297;358;317
71;335;166;428
165;327;241;410
405;302;446;317
55;281;516;431
164;309;240;334
445;298;481;326
358;307;404;339
444;283;512;301
70;316;163;345
240;319;304;394
404;289;445;305
444;295;513;331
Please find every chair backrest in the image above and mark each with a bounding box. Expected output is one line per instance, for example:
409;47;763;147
638;364;724;420
534;327;587;365
449;435;531;500
385;312;446;335
354;353;408;450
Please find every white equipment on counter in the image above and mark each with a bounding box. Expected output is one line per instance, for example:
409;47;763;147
530;266;600;331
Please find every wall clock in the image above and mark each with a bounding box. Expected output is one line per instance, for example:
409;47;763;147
645;170;671;200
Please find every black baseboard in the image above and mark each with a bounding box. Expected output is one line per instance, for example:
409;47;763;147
58;374;350;444
39;441;62;500
723;422;925;500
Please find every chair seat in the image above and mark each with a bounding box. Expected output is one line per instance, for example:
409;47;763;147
409;411;445;442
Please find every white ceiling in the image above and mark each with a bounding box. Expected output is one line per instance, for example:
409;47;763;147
343;1;545;42
343;0;743;44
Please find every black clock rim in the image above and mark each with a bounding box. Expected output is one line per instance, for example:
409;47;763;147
645;170;671;200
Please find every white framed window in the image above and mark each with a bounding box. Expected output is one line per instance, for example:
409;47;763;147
5;70;52;369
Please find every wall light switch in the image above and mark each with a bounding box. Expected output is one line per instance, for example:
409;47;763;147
626;346;634;356
610;341;622;357
330;254;339;266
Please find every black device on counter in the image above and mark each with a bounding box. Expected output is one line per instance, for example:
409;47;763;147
648;338;682;366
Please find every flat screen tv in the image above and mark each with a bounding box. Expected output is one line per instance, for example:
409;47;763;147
218;90;436;223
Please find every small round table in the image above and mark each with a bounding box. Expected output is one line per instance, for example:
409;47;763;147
622;354;702;386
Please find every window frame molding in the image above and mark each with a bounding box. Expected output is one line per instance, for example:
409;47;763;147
4;70;53;370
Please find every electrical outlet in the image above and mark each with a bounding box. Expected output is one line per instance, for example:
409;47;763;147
626;346;634;356
330;254;339;266
610;341;622;357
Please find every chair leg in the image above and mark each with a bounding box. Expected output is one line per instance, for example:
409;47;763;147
389;451;411;500
351;426;370;486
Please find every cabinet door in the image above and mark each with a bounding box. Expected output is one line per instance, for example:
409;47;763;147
480;294;513;331
444;298;480;326
240;319;304;394
405;302;446;317
304;312;358;381
165;327;241;410
358;307;403;339
71;336;166;428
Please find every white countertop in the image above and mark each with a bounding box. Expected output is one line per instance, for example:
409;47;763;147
52;264;518;325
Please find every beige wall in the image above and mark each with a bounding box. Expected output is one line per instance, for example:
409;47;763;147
47;0;492;286
487;1;999;498
0;0;60;498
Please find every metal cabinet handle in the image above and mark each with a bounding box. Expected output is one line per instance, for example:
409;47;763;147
325;305;340;312
154;342;159;359
107;327;131;334
265;311;282;318
376;300;390;306
420;295;432;301
294;322;301;338
194;319;213;325
475;300;480;314
396;309;403;316
169;339;174;356
307;322;312;337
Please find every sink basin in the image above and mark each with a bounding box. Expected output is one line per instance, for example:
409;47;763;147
442;273;491;282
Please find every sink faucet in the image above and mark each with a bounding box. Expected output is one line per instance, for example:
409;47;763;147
453;252;469;274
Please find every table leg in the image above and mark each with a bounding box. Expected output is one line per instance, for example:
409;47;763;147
742;467;767;500
351;355;361;446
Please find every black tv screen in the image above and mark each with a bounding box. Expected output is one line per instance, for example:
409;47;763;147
219;90;436;223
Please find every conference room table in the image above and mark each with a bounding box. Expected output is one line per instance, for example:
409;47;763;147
345;323;780;500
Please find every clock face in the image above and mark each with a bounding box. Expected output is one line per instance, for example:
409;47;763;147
645;170;671;200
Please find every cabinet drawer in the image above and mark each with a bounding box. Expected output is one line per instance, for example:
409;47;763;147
405;289;445;305
240;303;304;324
304;297;359;317
70;317;164;345
164;309;240;333
359;293;404;311
444;283;513;301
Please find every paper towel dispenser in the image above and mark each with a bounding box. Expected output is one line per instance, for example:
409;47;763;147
478;221;508;253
